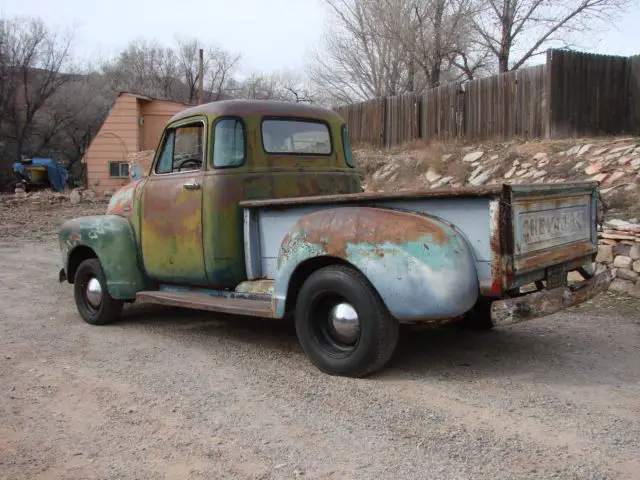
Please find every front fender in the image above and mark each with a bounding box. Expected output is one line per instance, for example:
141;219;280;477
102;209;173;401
273;207;479;322
58;215;146;299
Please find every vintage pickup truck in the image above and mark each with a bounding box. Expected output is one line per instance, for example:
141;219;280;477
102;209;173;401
58;99;612;377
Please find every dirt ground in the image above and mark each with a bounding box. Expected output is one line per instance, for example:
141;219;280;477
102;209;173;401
1;201;640;479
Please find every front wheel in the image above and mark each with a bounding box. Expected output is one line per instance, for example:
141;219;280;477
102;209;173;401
294;265;399;377
73;258;123;325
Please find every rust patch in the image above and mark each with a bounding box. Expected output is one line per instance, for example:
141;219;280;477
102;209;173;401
491;268;613;326
515;241;595;273
295;207;449;258
106;179;143;217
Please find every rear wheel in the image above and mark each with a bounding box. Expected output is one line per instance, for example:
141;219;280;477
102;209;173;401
294;265;399;377
73;258;123;326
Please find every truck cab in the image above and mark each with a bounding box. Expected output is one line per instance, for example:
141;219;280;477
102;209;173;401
58;99;612;378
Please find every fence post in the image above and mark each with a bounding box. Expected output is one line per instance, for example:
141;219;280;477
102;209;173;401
382;96;389;148
543;49;553;139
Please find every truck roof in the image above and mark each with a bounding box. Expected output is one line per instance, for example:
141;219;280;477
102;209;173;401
169;99;345;125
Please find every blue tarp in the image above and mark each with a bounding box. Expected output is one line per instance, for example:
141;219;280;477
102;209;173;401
12;158;68;192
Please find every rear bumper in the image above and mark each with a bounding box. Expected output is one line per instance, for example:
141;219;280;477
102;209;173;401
490;268;613;327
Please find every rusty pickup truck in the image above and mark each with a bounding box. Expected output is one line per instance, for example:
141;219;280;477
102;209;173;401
58;99;612;377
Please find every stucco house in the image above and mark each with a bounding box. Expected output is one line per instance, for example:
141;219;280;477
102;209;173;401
81;92;190;194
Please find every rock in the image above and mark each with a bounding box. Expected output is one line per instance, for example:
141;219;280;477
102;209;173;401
605;153;620;163
605;219;640;233
613;255;633;269
577;144;592;156
567;146;581;155
630;244;640;260
591;173;608;183
469;171;491;186
634;260;640;273
532;170;546;179
463;151;484;163
630;158;640;168
103;190;115;197
515;168;528;176
613;244;632;257
601;233;637;241
533;176;546;184
513;159;520;167
592;147;609;156
433;176;453;188
504;166;517;179
609;278;640;297
596;244;613;264
617;268;639;281
534;152;548;161
609;144;633;155
441;154;453;162
521;162;533;168
470;165;484;178
604;171;626;185
425;169;441;183
572;161;585;171
618;156;632;166
585;161;604;175
69;190;82;205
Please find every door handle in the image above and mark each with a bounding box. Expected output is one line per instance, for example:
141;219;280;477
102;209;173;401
182;181;201;190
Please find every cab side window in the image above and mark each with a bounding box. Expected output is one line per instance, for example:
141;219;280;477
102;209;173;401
154;123;204;174
213;118;245;168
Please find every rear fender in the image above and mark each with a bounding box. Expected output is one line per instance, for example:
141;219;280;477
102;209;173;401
273;207;479;322
58;215;147;299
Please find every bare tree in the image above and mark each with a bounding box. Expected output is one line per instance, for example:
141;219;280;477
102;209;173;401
473;0;635;72
230;71;319;103
373;0;482;88
0;15;75;169
205;46;241;101
308;0;412;104
101;39;181;100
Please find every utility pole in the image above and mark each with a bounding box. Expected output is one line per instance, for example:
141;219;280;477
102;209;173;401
198;48;204;105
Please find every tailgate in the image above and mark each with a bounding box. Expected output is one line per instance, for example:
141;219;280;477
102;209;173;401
506;182;598;278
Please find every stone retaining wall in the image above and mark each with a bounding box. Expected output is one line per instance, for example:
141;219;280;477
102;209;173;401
597;219;640;297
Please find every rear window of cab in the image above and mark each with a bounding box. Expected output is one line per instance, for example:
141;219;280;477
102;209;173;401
261;118;332;156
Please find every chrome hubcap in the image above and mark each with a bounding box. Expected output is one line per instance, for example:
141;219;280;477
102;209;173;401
85;277;102;308
328;302;360;344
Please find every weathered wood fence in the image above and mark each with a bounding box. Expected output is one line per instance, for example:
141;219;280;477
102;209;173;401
335;49;640;147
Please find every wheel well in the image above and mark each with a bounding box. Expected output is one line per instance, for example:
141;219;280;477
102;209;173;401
67;246;98;283
284;256;354;315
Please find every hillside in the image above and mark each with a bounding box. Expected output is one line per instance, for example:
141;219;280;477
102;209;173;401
355;136;640;221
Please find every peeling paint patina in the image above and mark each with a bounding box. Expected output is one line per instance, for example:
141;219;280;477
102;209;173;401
58;215;148;299
273;207;479;321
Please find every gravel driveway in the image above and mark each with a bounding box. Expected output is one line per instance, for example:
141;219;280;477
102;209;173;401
1;205;639;479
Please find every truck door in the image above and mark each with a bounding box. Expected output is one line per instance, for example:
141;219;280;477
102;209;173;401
140;118;208;285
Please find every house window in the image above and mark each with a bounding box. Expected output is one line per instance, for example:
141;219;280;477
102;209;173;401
109;162;129;178
261;119;332;155
155;122;204;174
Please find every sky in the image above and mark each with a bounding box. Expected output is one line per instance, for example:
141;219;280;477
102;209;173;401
0;0;638;77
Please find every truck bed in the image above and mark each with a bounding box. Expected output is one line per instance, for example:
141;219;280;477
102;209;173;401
241;182;599;296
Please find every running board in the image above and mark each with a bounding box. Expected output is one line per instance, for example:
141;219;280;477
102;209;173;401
135;291;275;318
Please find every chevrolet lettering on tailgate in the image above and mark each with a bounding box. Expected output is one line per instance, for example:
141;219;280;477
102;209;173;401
521;206;588;243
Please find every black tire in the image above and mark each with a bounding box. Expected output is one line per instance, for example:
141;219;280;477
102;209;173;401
294;265;399;377
73;258;123;326
456;297;494;330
